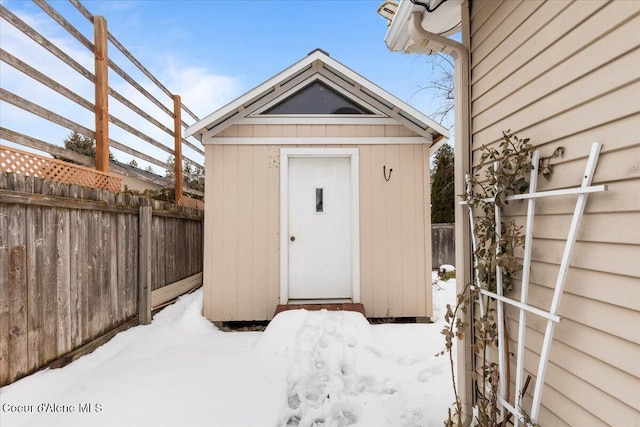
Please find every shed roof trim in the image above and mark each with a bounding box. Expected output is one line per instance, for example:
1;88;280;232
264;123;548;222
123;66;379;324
185;50;449;143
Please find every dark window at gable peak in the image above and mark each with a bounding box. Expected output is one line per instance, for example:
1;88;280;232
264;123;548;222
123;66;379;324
263;81;372;115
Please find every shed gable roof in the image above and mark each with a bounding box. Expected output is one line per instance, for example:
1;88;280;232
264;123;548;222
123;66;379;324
185;49;449;146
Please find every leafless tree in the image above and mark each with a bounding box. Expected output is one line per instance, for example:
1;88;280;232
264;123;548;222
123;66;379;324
413;53;455;128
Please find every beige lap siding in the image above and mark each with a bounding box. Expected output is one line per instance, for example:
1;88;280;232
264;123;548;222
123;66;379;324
469;0;640;425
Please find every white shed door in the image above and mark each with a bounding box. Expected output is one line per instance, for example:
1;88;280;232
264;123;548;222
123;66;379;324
288;157;351;299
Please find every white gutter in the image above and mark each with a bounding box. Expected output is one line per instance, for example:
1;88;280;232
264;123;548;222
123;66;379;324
384;0;417;52
407;11;464;55
386;3;474;425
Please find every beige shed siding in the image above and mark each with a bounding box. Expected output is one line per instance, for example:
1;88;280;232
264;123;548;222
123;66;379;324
470;0;640;425
203;143;431;321
359;144;432;318
214;124;420;138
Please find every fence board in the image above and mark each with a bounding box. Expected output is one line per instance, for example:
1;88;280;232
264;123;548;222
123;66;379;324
151;215;158;290
69;208;82;348
109;211;118;331
168;218;177;284
139;206;152;325
0;5;94;83
0;172;203;386
177;218;184;283
6;174;27;382
0;202;9;385
88;207;99;346
432;223;455;269
42;193;58;363
98;205;109;335
56;206;72;355
127;212;138;319
0;48;93;110
151;216;161;290
116;210;126;323
26;204;43;373
0;88;92;137
32;0;93;51
6;177;28;380
159;216;166;287
8;206;28;383
79;209;91;343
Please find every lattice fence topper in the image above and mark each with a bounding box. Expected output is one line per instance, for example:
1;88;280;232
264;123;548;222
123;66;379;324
177;195;204;211
0;144;122;193
462;142;607;426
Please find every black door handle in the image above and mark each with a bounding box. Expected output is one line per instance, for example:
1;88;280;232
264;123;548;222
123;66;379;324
290;236;295;242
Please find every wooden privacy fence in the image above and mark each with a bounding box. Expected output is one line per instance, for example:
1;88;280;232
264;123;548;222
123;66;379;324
0;171;203;387
432;223;455;269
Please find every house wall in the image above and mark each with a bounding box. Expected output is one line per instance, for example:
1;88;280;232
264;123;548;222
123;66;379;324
469;0;640;425
202;141;432;321
118;174;163;192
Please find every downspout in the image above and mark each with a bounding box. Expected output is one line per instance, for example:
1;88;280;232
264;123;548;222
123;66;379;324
407;7;474;426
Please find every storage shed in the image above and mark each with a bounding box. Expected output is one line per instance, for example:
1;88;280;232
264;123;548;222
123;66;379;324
185;49;448;322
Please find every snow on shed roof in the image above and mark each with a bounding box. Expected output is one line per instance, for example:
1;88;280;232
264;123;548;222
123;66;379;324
185;49;449;146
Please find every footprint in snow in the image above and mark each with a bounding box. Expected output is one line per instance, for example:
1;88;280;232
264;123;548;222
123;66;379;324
280;311;363;426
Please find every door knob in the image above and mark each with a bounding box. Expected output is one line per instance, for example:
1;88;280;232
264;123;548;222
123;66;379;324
290;236;296;242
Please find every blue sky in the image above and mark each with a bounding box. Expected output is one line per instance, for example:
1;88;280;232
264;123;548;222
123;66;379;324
1;0;447;170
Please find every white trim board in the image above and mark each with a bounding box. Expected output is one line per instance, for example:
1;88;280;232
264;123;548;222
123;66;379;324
279;147;360;305
240;117;399;125
203;137;429;146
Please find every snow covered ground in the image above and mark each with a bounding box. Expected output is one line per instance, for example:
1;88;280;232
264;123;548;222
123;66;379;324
0;273;457;427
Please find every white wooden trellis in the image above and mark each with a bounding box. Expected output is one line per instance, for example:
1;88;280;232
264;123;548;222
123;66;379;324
463;142;607;426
